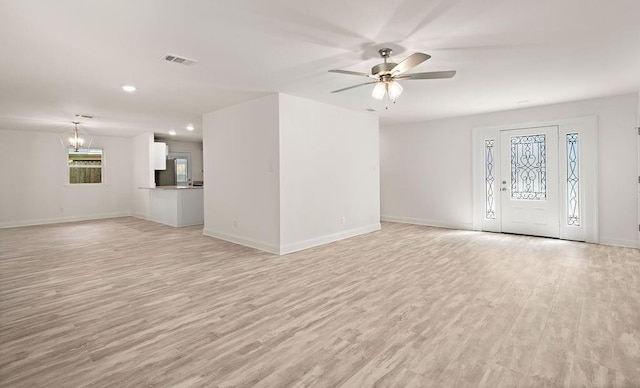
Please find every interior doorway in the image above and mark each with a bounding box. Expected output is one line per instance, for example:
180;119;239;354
472;116;598;243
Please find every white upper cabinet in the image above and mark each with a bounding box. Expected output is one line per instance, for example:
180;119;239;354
152;142;167;170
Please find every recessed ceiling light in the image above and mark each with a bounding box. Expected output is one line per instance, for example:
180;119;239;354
186;125;194;131
516;100;530;105
169;130;176;136
122;85;136;92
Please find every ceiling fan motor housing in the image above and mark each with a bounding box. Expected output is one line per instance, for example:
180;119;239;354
371;62;397;76
372;48;397;76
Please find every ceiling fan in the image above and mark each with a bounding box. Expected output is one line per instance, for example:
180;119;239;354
329;48;456;108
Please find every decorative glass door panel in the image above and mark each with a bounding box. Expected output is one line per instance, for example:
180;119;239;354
485;139;496;219
566;133;580;226
500;126;559;238
510;135;547;200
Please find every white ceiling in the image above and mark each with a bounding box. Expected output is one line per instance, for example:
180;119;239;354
1;0;639;141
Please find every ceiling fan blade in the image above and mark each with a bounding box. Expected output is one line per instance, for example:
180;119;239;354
397;70;457;80
390;53;431;75
328;69;372;77
331;81;377;93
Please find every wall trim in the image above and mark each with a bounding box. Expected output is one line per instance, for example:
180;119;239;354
280;223;381;255
598;238;639;249
131;212;151;221
380;215;473;231
202;228;280;255
0;212;131;229
383;216;636;249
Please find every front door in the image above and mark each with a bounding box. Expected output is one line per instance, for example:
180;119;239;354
499;126;559;238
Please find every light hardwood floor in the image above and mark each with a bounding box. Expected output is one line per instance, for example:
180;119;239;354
1;217;639;387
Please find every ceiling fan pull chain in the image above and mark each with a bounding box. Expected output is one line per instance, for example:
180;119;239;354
385;84;389;110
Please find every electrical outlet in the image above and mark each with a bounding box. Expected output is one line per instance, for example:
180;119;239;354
233;220;237;228
341;216;345;225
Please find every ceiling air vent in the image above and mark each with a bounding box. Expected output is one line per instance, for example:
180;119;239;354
162;53;197;66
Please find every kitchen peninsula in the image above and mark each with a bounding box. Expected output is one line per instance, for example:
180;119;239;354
148;186;204;227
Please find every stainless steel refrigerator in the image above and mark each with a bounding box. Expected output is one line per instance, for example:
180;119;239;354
155;158;177;186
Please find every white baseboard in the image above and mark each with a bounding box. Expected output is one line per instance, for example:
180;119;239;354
0;212;132;229
202;229;280;254
131;212;151;221
203;223;381;255
382;216;639;249
380;215;473;231
598;237;639;249
279;223;381;255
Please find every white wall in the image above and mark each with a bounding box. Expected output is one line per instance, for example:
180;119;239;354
381;117;473;230
0;129;133;227
164;140;204;182
279;94;380;253
381;93;639;247
202;93;380;254
202;94;281;253
131;132;155;219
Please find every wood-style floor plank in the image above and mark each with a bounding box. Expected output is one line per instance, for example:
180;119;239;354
1;217;639;387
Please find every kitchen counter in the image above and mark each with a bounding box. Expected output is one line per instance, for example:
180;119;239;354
150;185;204;190
147;186;204;227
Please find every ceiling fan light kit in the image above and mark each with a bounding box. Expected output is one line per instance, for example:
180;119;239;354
330;47;456;109
371;79;403;100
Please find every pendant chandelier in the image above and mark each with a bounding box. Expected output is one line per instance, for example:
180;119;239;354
68;121;84;151
64;119;92;152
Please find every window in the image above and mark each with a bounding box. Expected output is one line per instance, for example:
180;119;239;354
176;158;188;185
168;151;191;186
68;148;103;184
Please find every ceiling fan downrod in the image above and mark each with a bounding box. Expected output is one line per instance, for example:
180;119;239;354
372;48;397;76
